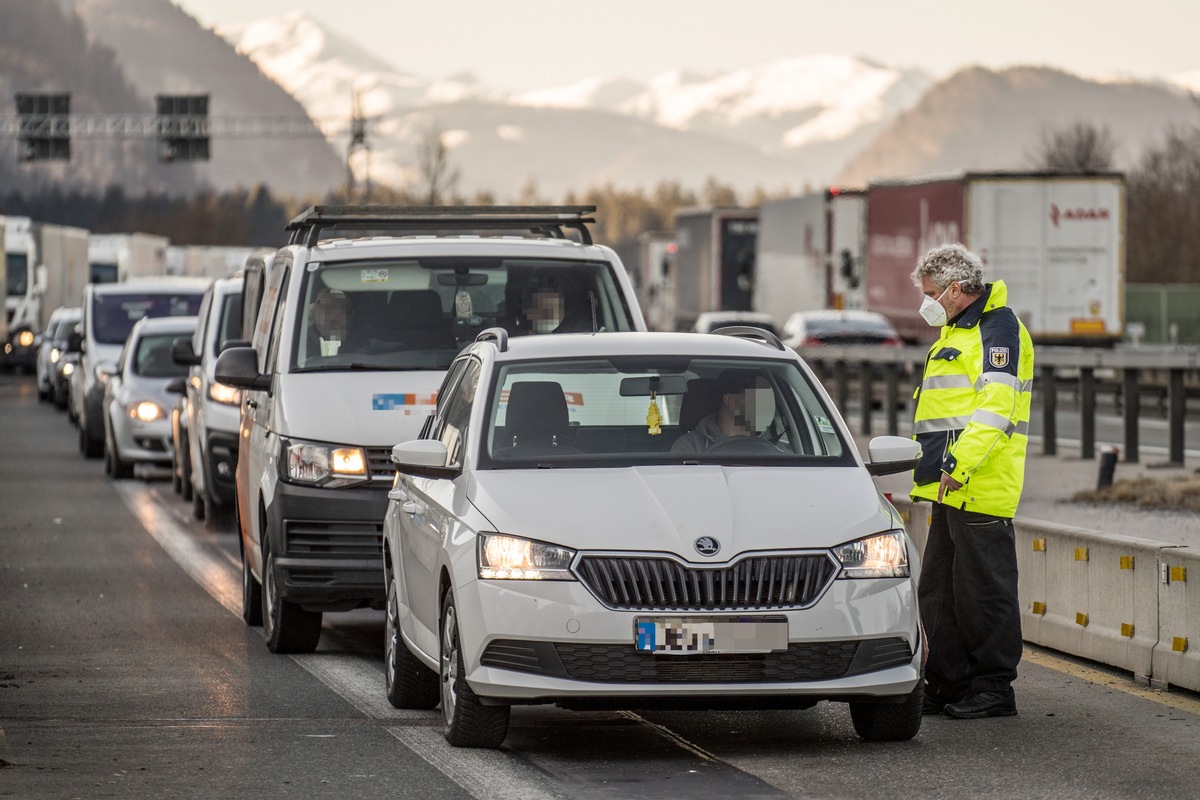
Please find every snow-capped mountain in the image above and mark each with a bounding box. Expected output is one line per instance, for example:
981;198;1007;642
220;12;932;196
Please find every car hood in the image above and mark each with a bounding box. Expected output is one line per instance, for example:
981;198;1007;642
466;465;901;562
274;371;442;447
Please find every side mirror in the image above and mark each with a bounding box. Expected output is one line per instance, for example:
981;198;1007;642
65;330;83;354
165;377;187;395
865;436;922;477
171;337;201;367
214;346;270;392
97;361;118;378
391;440;461;480
220;338;251;353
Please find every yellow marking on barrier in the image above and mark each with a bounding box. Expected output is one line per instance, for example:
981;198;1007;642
1032;539;1046;552
1120;555;1135;570
1076;612;1089;627
1075;547;1089;561
1120;623;1135;638
1023;646;1200;717
1031;601;1046;615
1174;637;1189;653
1170;566;1187;582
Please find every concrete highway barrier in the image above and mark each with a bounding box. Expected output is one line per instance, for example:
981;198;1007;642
892;498;1200;692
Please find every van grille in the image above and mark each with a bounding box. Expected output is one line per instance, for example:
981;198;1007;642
283;519;383;558
364;447;397;483
575;553;838;611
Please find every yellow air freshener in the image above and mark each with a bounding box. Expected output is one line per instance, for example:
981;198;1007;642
646;390;662;435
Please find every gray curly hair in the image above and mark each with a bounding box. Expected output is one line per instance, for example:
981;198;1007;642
910;243;985;295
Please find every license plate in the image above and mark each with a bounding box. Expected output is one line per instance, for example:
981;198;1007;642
633;616;788;655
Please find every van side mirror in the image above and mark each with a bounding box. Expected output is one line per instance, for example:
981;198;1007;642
65;330;83;353
171;337;201;367
214;346;270;392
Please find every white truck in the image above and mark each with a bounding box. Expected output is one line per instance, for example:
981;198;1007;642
672;208;758;332
167;245;256;280
635;231;677;331
88;233;170;283
864;172;1126;344
754;188;868;327
3;218;90;371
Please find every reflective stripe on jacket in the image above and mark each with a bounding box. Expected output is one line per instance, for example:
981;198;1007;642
910;280;1034;518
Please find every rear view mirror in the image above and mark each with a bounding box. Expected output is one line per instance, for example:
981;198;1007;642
619;375;688;397
437;272;488;286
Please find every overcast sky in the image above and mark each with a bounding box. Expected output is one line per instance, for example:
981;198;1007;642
174;0;1200;90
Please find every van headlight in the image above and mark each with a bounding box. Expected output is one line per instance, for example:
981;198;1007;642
282;438;369;488
832;530;909;578
478;534;576;580
208;381;241;406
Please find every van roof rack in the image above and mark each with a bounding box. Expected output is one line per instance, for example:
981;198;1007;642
711;325;786;351
285;205;597;247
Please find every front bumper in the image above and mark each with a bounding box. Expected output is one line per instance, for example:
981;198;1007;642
202;430;239;508
266;480;388;609
0;338;36;369
452;576;920;702
112;412;173;464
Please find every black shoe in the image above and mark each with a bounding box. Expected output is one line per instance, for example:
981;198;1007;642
921;686;963;715
944;690;1017;719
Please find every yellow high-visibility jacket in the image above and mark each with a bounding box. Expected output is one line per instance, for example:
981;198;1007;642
910;281;1034;518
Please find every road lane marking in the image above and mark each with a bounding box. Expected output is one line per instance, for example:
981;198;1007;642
1024;646;1200;716
386;727;564;800
618;710;719;762
290;653;432;721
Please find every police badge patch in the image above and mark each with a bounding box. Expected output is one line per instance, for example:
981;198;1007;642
989;347;1010;368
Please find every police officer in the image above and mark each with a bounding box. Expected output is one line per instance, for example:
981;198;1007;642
910;243;1034;719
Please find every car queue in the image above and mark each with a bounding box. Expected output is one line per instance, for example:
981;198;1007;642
33;204;925;748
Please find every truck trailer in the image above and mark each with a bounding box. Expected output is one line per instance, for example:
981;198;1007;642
672;208;758;331
89;233;170;283
3;218;89;371
864;172;1125;344
754;188;867;326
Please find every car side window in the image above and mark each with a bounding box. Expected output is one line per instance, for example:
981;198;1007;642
428;359;470;440
437;360;481;466
263;268;291;375
192;290;213;355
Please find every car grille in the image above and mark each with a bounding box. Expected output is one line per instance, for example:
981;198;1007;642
283;519;383;559
574;553;838;611
479;637;912;684
365;446;397;483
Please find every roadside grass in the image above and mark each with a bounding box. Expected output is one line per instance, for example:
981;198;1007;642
1073;475;1200;512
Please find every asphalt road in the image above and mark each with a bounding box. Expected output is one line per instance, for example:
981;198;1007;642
3;371;1200;799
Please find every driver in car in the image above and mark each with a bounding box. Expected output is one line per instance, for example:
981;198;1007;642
671;369;783;454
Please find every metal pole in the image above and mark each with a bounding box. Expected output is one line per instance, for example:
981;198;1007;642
885;362;900;436
1168;368;1185;464
1080;367;1096;460
1122;368;1139;463
1041;364;1057;456
834;360;849;418
859;361;872;436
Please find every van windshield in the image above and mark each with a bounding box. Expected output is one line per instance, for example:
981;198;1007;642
292;257;635;371
92;292;205;345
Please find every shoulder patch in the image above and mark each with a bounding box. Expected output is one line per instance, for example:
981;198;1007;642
989;347;1010;369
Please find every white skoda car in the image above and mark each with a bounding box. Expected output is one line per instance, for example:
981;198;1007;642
383;328;923;747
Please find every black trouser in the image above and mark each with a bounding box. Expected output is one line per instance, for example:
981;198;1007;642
919;503;1022;697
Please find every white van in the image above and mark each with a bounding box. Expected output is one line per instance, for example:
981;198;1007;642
216;206;647;653
72;277;210;458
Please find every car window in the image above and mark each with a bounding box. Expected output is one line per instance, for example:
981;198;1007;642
90;292;204;345
134;333;190;378
436;359;480;466
292;257;636;372
480;356;851;469
192;290;214;355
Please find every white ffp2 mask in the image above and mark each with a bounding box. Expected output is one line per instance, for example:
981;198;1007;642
919;285;951;327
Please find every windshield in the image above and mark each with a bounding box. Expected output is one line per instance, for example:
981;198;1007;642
92;292;204;345
133;333;190;378
480;356;851;469
90;262;120;284
293;257;635;372
6;253;28;296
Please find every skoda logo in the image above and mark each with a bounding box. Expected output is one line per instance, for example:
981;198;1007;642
694;537;720;556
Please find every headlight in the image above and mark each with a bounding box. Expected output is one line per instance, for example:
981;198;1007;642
17;330;34;348
208;381;241;406
283;439;368;488
127;401;166;422
61;362;75;376
50;348;61;363
832;530;909;579
478;533;576;581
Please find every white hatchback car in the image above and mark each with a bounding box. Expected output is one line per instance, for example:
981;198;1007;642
383;327;924;747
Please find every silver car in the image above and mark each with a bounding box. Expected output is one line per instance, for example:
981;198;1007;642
102;316;198;479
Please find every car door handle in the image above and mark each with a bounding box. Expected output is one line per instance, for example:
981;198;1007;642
401;501;418;515
245;398;257;409
387;488;406;501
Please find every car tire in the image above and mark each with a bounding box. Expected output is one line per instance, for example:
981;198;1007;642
179;430;194;502
104;417;134;479
385;576;439;709
203;489;232;532
170;444;183;494
848;682;923;742
81;411;103;459
241;539;263;627
440;590;508;748
261;532;322;653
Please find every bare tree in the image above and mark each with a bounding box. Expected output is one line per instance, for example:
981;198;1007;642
1031;121;1117;173
1126;127;1200;282
416;123;460;205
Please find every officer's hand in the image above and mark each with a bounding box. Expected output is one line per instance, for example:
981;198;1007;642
937;472;963;503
